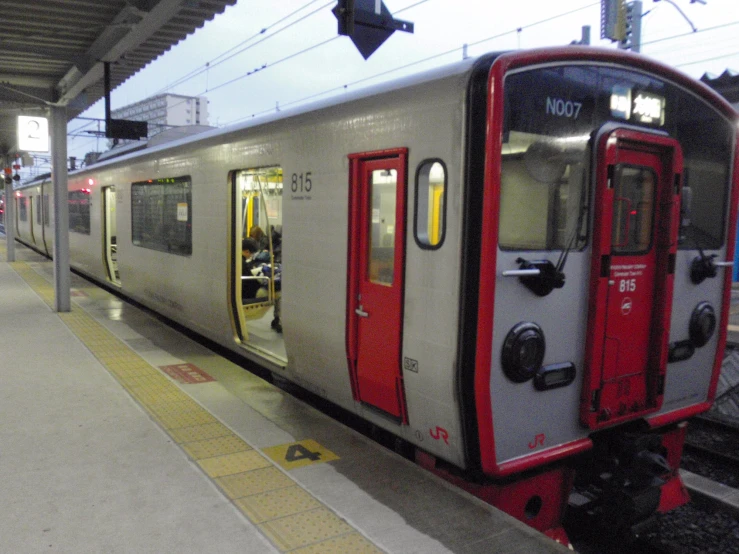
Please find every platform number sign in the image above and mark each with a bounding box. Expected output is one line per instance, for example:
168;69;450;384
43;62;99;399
262;439;339;469
18;115;49;153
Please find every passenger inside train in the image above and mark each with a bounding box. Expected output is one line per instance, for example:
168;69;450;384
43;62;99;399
241;238;264;301
241;235;283;333
249;225;270;250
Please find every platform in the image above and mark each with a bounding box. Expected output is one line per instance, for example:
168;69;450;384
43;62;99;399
0;239;566;554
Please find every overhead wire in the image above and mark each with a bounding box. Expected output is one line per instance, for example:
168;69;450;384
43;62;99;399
152;0;334;96
641;20;739;48
122;0;427;122
641;20;739;70
200;36;340;96
675;50;739;68
656;36;739;65
394;0;430;14
76;0;603;129
225;5;739;126
224;1;601;125
67;2;739;154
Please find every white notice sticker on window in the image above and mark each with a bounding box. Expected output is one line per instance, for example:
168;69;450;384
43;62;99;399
177;203;188;222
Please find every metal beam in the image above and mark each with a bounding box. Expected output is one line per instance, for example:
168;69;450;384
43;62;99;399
0;74;58;89
0;43;82;63
56;0;190;105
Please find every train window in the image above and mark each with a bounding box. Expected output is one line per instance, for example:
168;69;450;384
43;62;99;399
611;165;655;254
131;176;191;255
69;190;91;234
369;169;397;285
414;160;446;249
501;64;733;251
680;158;729;250
18;197;27;222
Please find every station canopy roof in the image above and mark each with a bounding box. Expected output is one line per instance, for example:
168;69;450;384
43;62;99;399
701;69;739;105
0;0;236;156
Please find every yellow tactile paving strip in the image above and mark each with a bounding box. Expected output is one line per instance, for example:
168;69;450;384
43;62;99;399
6;258;384;554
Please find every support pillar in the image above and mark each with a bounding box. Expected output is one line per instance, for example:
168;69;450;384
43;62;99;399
51;105;70;312
4;179;15;262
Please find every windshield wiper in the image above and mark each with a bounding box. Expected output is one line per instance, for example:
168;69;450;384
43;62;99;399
554;167;590;282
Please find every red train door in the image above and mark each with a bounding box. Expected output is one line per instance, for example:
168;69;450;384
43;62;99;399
582;129;682;429
346;149;408;420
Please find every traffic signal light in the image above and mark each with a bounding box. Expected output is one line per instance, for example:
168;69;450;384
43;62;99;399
619;1;642;52
601;0;625;42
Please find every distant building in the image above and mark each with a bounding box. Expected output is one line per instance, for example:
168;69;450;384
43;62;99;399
109;93;209;148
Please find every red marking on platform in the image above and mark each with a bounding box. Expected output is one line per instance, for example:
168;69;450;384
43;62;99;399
71;290;87;297
159;363;215;384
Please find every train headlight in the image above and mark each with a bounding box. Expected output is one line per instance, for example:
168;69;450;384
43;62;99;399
502;322;545;383
689;302;716;348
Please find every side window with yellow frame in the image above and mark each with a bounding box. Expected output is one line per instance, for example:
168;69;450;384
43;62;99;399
414;159;446;249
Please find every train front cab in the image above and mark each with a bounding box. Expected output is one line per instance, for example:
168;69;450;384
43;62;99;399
444;49;739;541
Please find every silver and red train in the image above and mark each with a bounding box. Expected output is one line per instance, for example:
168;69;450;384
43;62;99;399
10;47;738;542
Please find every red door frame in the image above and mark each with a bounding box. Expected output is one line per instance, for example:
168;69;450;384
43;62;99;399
581;128;682;429
346;148;409;422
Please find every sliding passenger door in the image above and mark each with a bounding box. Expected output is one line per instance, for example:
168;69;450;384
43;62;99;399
347;149;408;420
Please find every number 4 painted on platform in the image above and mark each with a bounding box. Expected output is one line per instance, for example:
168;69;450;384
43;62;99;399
285;443;321;463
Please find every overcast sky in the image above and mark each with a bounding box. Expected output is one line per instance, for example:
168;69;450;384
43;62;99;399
65;0;739;162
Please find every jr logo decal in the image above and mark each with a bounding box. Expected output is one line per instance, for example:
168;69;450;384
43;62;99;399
528;433;546;449
429;426;449;445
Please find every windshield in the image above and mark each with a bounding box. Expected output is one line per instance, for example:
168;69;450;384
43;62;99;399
500;64;734;251
500;131;589;251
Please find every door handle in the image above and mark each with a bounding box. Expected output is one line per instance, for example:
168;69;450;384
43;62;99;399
502;268;541;277
355;304;369;318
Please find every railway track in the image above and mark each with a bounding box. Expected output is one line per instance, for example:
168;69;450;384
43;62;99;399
683;414;739;490
685;415;739;464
